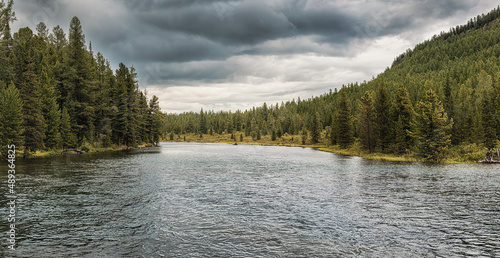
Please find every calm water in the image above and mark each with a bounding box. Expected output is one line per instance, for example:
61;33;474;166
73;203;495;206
1;142;499;257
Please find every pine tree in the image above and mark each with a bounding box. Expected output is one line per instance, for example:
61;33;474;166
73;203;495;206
199;108;207;134
149;95;162;145
0;0;14;83
335;89;353;148
65;16;92;143
391;86;415;154
36;22;49;41
411;90;453;162
39;66;61;148
301;127;308;145
250;117;257;141
373;84;391;152
113;63;130;147
60;107;76;148
310;111;321;144
12;27;46;154
0;81;24;155
358;92;375;153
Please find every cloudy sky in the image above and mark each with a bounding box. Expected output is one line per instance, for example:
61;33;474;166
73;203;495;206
11;0;499;113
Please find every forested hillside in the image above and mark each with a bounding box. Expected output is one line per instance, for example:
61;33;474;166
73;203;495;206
165;6;500;162
0;0;163;157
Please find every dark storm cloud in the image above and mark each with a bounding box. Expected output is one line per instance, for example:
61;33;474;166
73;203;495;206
111;0;482;63
15;0;485;64
134;1;295;45
11;0;499;112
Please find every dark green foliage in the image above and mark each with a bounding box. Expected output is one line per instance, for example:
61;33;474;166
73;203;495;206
334;89;353;148
301;127;308;145
0;12;162;154
0;81;24;153
12;27;46;153
149;95;162;145
358;92;375;152
310;111;322;144
411;90;453;162
373;84;391;152
60;107;76;148
199;108;207;134
391;86;415;154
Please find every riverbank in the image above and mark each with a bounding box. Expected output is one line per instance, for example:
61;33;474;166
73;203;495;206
14;143;157;159
166;133;485;164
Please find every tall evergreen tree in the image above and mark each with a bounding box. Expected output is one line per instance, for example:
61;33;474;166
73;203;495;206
39;65;61;148
65;16;93;143
12;27;46;154
199;108;207;134
358;92;375;153
0;0;14;83
335;89;353;148
149;95;162;145
0;81;24;154
411;90;453;162
373;83;391;152
310;111;322;144
60;107;76;148
391;86;415;154
113;63;130;147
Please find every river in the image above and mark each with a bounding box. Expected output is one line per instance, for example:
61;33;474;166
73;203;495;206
1;142;499;257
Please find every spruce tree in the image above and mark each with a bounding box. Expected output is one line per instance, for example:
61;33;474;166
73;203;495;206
39;67;62;149
412;90;453;162
60;107;76;148
149;95;162;145
12;27;46;154
301;127;308;145
373;84;391;152
391;86;415;154
0;81;24;154
65;16;92;142
199;108;207;134
335;89;353;148
0;0;14;83
310;111;321;144
358;92;375;153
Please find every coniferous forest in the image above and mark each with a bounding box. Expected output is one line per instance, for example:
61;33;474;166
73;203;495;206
0;1;164;157
165;6;500;163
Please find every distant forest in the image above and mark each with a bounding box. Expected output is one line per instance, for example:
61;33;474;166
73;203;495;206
165;6;500;162
0;0;163;157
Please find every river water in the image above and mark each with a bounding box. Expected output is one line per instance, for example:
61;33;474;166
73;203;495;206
1;142;499;257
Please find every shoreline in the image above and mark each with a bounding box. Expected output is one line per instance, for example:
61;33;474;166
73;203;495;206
165;133;483;164
12;143;157;159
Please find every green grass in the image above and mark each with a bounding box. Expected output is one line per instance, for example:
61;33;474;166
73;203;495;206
167;133;486;164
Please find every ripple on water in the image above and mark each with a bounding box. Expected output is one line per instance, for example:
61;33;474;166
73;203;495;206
0;142;498;257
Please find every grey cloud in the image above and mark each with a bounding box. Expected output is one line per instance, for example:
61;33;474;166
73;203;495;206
11;0;499;113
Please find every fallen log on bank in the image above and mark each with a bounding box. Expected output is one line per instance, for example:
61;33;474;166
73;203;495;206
480;149;500;163
61;148;83;155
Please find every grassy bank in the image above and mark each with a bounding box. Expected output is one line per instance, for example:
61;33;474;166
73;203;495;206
14;143;157;159
165;133;485;164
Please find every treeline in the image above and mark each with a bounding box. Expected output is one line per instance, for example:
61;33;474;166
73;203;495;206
0;1;163;157
164;6;500;162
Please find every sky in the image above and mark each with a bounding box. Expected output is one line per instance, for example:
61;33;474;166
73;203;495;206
11;0;499;113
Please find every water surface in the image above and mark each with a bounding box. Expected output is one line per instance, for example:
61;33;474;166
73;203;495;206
1;143;499;257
